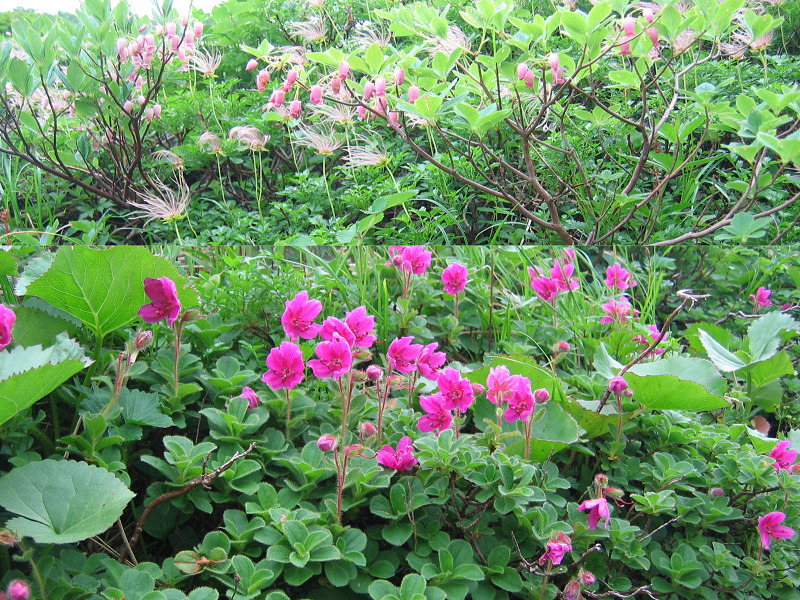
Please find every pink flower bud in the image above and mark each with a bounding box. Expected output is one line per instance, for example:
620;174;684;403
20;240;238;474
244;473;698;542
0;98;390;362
364;80;375;100
648;27;659;47
330;77;341;93
271;89;285;107
595;473;609;486
563;580;581;600
622;16;636;36
181;14;188;26
137;94;146;105
289;99;302;118
388;111;399;125
135;330;153;350
517;62;528;80
471;382;486;396
155;24;164;36
366;365;383;381
623;388;634;397
317;434;337;452
153;103;162;119
177;46;187;62
185;29;195;45
533;388;550;404
285;68;298;87
338;60;349;80
547;53;560;70
361;422;377;437
117;37;127;53
357;104;368;119
310;84;323;104
556;341;570;353
144;107;154;123
166;22;177;36
394;67;405;86
609;375;628;395
123;100;134;115
193;22;204;39
246;59;259;71
642;8;654;23
710;488;725;497
346;443;364;456
580;571;596;586
408;85;420;104
7;581;29;600
375;76;386;96
523;70;535;88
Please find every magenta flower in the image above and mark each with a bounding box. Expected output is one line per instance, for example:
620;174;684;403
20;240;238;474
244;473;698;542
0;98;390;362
0;304;15;351
308;333;353;380
345;306;377;348
528;267;561;304
401;246;433;275
632;324;665;355
138;277;181;326
487;365;523;405
320;317;356;347
376;436;418;471
539;532;572;566
758;511;795;550
750;286;772;308
262;341;305;390
504;377;535;423
387;336;423;374
417;393;453;434
549;260;580;292
240;386;260;409
417;342;447;380
604;263;637;291
7;580;30;600
317;434;337;452
770;440;798;472
281;291;322;340
600;296;638;324
609;375;628;395
442;263;468;296
437;367;475;413
577;497;611;529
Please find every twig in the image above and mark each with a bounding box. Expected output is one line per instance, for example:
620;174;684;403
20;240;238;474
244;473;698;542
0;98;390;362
584;584;657;599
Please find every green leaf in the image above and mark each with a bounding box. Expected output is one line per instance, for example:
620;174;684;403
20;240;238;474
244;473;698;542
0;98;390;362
747;311;799;364
698;329;747;371
0;334;90;426
118;388;174;428
0;459;135;543
382;521;414;546
369;580;400;600
25;246;197;341
7;304;81;349
626;357;729;410
187;588;219;600
560;11;587;41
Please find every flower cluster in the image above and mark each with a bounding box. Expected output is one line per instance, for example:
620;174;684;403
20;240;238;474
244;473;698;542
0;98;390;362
528;249;580;304
417;367;476;434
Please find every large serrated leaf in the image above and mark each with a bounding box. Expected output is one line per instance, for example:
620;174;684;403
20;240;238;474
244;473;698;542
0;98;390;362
0;333;90;426
25;246;197;341
626;357;729;411
118;388;174;428
0;459;135;543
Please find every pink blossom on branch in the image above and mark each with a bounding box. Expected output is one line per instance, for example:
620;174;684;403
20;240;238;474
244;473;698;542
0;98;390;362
138;277;182;326
376;436;418;471
758;511;795;550
539;532;572;566
577;497;611;529
750;286;772;308
317;434;337;451
262;341;306;390
281;290;323;340
442;262;468;296
308;333;353;379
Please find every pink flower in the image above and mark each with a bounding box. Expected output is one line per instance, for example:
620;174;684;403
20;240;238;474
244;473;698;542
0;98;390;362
604;263;637;291
563;581;581;600
770;440;798;472
600;296;637;324
317;434;337;451
442;262;468;296
547;53;564;84
609;375;628;395
632;324;665;355
376;436;418;471
417;342;447;380
309;84;323;104
366;365;383;381
556;341;570;353
580;571;596;586
758;511;795;550
364;80;376;100
504;377;534;423
402;246;433;275
517;63;529;80
270;88;286;107
487;365;523;405
642;7;654;23
256;68;270;93
7;581;29;600
289;99;302;118
138;277;181;326
418;393;453;434
387;336;423;374
0;304;15;351
375;76;387;96
246;58;259;71
240;386;260;409
320;317;356;347
308;333;353;380
534;388;550;404
338;60;350;80
262;341;305;390
281;291;322;340
539;532;572;566
647;27;659;47
362;422;377;437
577;497;611;529
528;267;561;304
394;67;405;85
284;69;298;89
437;367;475;413
408;85;420;104
750;286;772;308
549;260;580;292
523;70;535;88
619;17;636;56
345;306;377;348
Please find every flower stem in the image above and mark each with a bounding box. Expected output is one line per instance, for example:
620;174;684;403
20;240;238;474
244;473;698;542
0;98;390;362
173;321;183;398
285;387;292;439
323;156;336;220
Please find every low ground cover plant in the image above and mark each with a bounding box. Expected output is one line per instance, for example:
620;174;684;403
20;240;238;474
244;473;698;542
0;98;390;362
0;245;798;599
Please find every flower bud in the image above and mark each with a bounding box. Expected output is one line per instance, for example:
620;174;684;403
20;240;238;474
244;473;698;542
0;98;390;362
547;53;560;71
394;67;405;86
345;443;364;456
471;382;485;396
285;68;298;88
375;76;386;96
317;434;337;452
361;422;377;437
330;77;341;93
7;581;29;600
710;488;725;497
181;309;202;324
517;62;528;80
271;89;285;107
123;100;135;115
563;580;581;600
366;365;383;381
338;60;350;80
604;486;624;498
289;99;302;118
556;341;570;353
153;103;162;119
137;94;146;105
523;70;535;89
408;85;420;104
357;104;367;120
642;7;654;23
310;84;323;104
194;22;204;39
166;22;177;36
246;59;259;71
533;388;550;404
388;111;399;125
134;330;153;350
608;375;628;395
580;571;596;586
364;80;375;100
594;473;609;486
647;27;659;47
